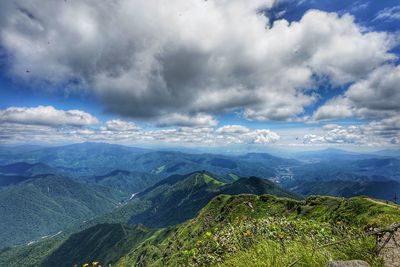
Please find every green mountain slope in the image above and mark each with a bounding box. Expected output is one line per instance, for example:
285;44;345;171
92;170;161;198
118;195;400;267
129;171;298;227
42;223;155;267
0;171;297;266
0;175;121;248
9;194;399;267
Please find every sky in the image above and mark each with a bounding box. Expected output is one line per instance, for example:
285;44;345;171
0;0;399;151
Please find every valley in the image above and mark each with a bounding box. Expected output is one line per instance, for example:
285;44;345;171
0;143;399;266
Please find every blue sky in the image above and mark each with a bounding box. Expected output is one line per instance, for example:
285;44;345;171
0;0;399;150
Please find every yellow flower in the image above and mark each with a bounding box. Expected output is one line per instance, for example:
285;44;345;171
92;262;99;266
205;231;212;237
83;264;89;267
244;230;251;236
278;232;285;239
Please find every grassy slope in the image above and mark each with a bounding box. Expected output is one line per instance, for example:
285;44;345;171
118;195;400;267
129;172;297;227
0;172;298;266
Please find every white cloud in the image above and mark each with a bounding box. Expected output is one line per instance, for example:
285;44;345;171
346;64;400;117
313;64;400;121
217;125;280;144
0;106;98;126
103;119;138;131
312;96;354;120
303;115;400;146
0;119;280;146
156;113;218;127
216;125;251;134
375;6;400;21
0;2;395;122
303;125;366;144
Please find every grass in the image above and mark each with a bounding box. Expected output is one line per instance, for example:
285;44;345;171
116;194;399;267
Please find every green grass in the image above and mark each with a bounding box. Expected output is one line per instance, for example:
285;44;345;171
117;195;399;267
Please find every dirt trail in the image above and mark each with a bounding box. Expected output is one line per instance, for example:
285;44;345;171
366;198;399;209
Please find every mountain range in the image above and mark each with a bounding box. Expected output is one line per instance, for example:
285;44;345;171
0;143;399;266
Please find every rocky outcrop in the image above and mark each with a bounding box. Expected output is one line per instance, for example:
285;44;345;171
326;260;370;267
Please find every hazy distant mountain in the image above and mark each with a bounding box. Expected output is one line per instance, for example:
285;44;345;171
0;162;58;177
0;162;60;189
0;142;151;176
290;179;400;201
372;149;400;158
0;143;297;179
290;157;400;183
291;148;379;162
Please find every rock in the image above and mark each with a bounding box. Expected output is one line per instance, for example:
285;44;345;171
326;260;370;267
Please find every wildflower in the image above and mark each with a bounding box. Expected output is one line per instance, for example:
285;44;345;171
92;262;99;266
205;231;212;237
83;264;89;267
277;232;285;239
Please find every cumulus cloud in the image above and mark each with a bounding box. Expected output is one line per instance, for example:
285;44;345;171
216;125;280;144
103;119;138;131
313;64;400;121
346;64;400;117
0;119;280;146
312;97;354;120
216;125;251;134
156;113;218;127
303;125;367;144
303;115;400;146
0;106;98;126
0;1;395;122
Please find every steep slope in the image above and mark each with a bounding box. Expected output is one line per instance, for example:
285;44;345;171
2;192;399;266
119;195;400;267
0;175;121;248
42;223;154;267
219;176;298;198
0;171;296;266
92;170;161;197
129;171;298;227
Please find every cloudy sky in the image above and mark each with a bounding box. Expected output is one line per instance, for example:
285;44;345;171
0;0;399;150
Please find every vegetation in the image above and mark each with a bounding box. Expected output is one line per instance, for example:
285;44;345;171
92;170;161;198
2;194;398;267
129;171;297;227
118;195;400;267
0;175;121;248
